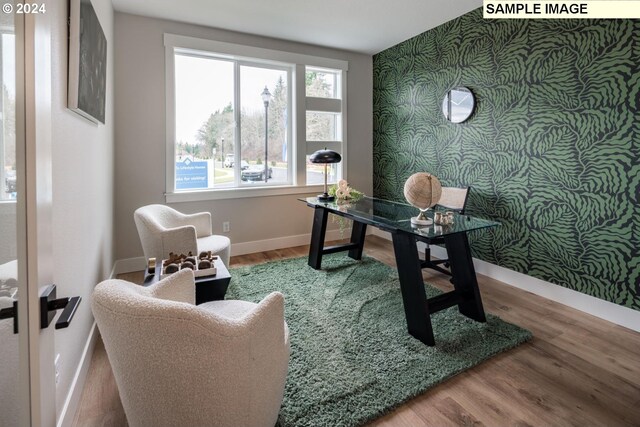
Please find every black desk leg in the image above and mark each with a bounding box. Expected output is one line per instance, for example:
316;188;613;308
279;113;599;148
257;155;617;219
348;221;367;260
444;233;486;322
308;206;329;269
392;231;435;346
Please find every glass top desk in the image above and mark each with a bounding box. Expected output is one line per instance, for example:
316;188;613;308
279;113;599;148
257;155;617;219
300;196;500;346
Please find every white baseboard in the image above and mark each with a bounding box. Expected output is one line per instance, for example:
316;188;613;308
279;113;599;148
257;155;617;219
112;256;147;276
112;228;640;332
470;253;640;332
371;229;640;333
57;265;120;425
231;228;352;256
113;229;360;275
56;322;99;427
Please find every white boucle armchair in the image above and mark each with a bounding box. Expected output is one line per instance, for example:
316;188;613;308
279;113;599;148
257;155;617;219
92;269;290;427
134;204;231;266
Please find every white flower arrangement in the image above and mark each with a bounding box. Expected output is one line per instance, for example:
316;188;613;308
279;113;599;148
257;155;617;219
327;180;364;237
329;180;363;201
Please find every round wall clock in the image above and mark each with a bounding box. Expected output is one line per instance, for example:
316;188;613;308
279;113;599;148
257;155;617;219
442;87;475;123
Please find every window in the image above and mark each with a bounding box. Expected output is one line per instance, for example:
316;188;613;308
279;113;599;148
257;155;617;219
305;67;343;186
165;35;348;201
0;32;15;202
172;51;291;190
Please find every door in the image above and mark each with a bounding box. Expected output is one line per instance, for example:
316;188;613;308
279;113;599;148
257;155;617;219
0;5;56;427
0;7;29;427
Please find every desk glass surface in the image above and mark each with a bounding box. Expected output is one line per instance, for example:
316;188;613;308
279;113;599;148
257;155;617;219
301;196;499;239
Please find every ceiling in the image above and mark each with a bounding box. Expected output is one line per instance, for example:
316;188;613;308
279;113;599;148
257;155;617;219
111;0;481;55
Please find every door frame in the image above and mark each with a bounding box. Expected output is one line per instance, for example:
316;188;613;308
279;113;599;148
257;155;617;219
14;7;57;427
14;6;32;426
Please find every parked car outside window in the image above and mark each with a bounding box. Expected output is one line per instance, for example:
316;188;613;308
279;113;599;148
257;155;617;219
5;171;16;193
241;164;273;181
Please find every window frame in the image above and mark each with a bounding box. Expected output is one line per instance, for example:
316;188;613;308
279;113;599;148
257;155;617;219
164;34;348;202
235;60;293;188
304;65;346;187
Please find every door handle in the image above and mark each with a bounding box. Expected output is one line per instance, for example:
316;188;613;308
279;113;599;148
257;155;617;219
0;300;18;334
40;285;82;329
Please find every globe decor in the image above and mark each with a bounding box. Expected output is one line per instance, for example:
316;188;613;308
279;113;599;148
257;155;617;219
403;172;442;225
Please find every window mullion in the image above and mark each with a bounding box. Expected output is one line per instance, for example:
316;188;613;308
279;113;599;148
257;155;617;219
233;61;241;186
306;97;341;113
294;64;306;186
165;46;176;194
286;67;293;185
340;69;347;182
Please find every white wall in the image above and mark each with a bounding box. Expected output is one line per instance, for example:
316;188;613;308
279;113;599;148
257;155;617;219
114;12;373;260
49;0;114;420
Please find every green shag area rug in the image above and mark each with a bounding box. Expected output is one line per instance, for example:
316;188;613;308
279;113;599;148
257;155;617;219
227;255;532;427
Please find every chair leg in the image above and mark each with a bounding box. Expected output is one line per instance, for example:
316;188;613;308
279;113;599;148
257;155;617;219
421;245;452;276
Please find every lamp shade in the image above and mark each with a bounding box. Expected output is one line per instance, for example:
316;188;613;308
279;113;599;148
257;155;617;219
310;149;342;164
261;86;271;104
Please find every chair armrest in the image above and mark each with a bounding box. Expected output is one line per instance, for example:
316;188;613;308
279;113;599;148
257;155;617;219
183;212;212;238
243;292;287;340
160;225;198;258
198;292;286;338
149;269;195;305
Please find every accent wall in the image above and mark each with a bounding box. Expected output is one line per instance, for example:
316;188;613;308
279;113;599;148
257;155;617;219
373;10;640;310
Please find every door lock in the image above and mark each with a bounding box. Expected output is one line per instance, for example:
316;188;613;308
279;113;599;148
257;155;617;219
0;285;81;333
0;300;18;334
40;285;81;329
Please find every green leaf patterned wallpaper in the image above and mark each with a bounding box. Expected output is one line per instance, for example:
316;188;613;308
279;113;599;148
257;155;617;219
373;10;640;310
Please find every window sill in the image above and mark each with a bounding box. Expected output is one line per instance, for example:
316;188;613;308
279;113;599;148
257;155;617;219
165;184;326;203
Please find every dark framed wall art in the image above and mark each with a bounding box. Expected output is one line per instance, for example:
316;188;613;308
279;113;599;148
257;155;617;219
68;0;106;124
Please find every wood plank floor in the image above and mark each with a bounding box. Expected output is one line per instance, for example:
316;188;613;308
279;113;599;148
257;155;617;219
73;236;640;427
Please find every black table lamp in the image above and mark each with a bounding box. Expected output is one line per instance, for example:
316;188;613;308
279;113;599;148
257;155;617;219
310;148;342;201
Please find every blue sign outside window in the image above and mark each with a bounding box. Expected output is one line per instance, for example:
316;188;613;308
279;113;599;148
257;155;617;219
176;158;208;189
